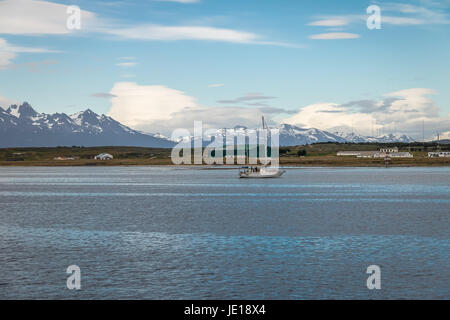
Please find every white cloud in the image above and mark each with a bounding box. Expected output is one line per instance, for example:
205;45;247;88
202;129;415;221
383;2;450;24
101;22;299;46
308;19;350;27
106;82;274;134
0;0;294;47
208;83;224;88
106;84;449;139
308;33;360;40
285;103;374;133
284;88;450;139
105;24;271;45
0;0;297;47
307;3;450;31
107;82;199;129
0;0;98;35
116;62;137;67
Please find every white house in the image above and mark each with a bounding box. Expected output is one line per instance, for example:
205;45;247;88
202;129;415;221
337;151;362;156
94;153;114;160
338;149;413;158
380;147;399;153
389;152;413;158
428;152;450;158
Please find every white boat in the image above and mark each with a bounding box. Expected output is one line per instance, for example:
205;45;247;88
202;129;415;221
239;166;286;178
238;116;285;179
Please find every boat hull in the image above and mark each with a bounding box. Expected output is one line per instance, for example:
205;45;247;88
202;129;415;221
239;169;286;178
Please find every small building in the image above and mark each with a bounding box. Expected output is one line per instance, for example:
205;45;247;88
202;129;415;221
428;152;450;158
338;149;413;158
389;152;413;158
356;151;379;158
380;147;399;153
53;156;76;161
94;153;114;160
337;151;362;156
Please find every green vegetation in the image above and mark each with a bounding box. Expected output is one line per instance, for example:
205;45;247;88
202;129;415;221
280;142;449;157
0;142;448;167
0;146;172;166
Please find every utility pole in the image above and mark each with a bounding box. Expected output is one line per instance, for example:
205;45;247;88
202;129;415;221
422;120;425;144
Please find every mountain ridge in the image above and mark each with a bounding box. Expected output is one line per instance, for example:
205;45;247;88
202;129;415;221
0;102;416;147
0;102;175;148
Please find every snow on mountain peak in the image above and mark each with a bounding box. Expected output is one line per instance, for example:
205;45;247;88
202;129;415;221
0;102;175;147
7;102;38;119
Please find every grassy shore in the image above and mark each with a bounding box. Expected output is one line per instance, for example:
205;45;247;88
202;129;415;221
0;145;448;167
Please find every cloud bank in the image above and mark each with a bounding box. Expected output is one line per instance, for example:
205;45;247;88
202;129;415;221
0;0;294;47
106;82;277;134
285;88;450;139
106;83;449;140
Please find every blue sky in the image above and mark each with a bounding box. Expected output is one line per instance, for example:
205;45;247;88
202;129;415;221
0;0;449;138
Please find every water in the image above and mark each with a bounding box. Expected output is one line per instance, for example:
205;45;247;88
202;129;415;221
0;166;448;299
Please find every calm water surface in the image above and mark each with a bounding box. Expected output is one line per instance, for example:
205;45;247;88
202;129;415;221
0;166;449;299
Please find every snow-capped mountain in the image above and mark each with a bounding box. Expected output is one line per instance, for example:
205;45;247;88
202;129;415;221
278;124;347;146
179;124;416;147
0;102;175;148
372;133;416;143
0;102;417;148
335;131;416;143
177;124;347;147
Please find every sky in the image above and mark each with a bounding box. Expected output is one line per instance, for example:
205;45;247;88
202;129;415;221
0;0;449;140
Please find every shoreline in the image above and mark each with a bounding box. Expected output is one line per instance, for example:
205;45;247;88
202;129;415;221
1;145;448;167
1;157;449;167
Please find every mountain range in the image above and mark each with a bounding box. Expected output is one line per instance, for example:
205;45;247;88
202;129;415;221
0;102;175;148
333;131;416;144
0;102;416;148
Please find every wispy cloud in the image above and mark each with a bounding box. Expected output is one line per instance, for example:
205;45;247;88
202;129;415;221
91;92;117;98
307;2;450;30
0;0;98;35
103;24;297;47
309;33;360;40
0;0;296;47
0;38;59;69
217;93;277;104
208;83;224;88
308;19;350;27
116;62;137;67
383;2;450;24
